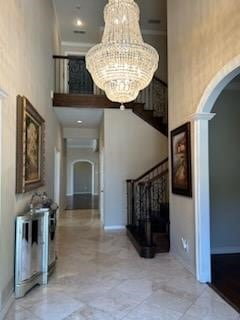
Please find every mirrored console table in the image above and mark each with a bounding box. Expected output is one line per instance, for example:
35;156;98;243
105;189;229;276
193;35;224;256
15;206;57;298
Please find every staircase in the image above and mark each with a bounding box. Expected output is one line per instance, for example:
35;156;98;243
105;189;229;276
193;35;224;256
126;158;169;258
52;56;168;136
134;76;168;136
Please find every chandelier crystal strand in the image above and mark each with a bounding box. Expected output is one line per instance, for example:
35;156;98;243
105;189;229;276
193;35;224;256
86;0;159;105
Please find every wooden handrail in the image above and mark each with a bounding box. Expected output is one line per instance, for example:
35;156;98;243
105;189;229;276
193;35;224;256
138;169;169;185
53;55;85;60
134;157;168;183
153;76;168;88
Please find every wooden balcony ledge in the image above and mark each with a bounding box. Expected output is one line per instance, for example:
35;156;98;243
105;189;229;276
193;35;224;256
53;93;143;109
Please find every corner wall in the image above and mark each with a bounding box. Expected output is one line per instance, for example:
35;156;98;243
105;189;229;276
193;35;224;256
168;0;240;274
0;0;62;313
103;109;168;227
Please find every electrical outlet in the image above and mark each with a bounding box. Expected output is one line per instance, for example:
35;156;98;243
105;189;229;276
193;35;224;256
181;237;189;252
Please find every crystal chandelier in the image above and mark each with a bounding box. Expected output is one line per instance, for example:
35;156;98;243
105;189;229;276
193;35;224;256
86;0;159;107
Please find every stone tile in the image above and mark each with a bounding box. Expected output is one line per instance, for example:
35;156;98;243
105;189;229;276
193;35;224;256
122;302;182;320
179;315;201;320
64;306;116;320
144;288;194;314
17;287;84;320
114;279;155;300
5;306;40;320
184;288;239;320
88;289;140;319
8;210;238;320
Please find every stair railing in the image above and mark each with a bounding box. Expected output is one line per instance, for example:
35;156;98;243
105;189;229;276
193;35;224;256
136;76;168;126
127;158;169;252
53;56;168;124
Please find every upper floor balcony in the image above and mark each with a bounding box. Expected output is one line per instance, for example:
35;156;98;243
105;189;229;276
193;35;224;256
53;55;168;135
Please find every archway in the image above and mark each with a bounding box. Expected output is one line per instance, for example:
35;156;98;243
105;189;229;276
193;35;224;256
71;160;94;195
192;55;240;283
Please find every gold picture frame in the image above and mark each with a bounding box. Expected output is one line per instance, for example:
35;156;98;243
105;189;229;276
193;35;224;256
171;122;192;197
16;96;45;193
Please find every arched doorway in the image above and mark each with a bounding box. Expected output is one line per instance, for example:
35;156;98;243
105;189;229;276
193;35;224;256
192;55;240;285
66;159;98;211
72;160;94;195
209;84;240;310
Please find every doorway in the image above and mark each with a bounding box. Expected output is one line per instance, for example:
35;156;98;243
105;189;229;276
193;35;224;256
209;77;240;311
73;161;93;195
67;160;98;210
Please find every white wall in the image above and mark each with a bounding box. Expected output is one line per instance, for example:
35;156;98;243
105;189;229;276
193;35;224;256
168;0;240;274
66;148;99;196
103;109;168;227
210;89;240;254
0;0;62;312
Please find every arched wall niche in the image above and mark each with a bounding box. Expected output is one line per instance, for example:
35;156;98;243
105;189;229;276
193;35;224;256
71;159;95;195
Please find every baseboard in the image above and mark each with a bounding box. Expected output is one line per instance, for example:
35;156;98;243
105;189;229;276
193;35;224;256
211;246;240;255
0;293;14;320
104;225;125;231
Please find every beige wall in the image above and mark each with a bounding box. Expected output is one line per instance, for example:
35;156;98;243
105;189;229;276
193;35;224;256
103;109;168;227
168;0;240;273
0;0;62;311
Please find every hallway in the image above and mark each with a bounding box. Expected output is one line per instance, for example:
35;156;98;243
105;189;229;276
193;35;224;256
6;211;239;320
66;195;99;210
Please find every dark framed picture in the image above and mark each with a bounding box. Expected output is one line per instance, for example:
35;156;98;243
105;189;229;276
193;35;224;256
16;96;45;193
171;122;192;197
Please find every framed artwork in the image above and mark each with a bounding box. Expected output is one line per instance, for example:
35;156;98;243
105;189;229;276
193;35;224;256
171;122;192;197
16;96;45;193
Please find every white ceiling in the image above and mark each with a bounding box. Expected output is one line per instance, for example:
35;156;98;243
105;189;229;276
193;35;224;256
53;0;167;44
54;108;103;128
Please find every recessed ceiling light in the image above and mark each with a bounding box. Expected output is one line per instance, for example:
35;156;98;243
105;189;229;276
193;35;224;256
77;19;83;26
77;120;83;124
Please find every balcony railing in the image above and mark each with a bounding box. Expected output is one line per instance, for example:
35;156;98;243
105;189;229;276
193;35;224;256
53;55;168;124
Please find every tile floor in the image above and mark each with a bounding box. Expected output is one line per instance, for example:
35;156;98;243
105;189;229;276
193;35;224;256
5;210;240;320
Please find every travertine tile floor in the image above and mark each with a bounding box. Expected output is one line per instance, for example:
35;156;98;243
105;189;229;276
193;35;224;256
6;210;240;320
